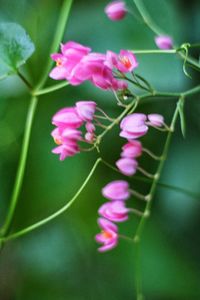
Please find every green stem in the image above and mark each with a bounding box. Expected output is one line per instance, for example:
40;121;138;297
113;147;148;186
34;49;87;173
133;98;181;300
142;147;161;160
182;84;200;97
137;166;155;179
0;0;74;240
34;81;69;96
125;76;150;93
133;0;163;35
132;0;200;72
134;98;181;242
1;158;101;243
189;43;200;48
101;159;199;200
178;51;200;72
0;96;38;236
96;99;139;144
135;242;144;300
134;73;154;93
35;0;73;91
17;70;33;90
131;49;176;54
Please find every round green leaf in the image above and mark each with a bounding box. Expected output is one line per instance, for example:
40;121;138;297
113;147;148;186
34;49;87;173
0;22;35;77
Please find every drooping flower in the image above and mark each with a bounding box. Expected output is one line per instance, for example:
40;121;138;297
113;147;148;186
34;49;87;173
147;114;164;127
102;180;130;201
116;157;138;176
120;113;148;139
85;132;95;143
155;35;173;50
52;107;83;129
98;201;129;222
61;128;82;140
51;101;98;160
105;1;127;21
95;218;118;252
85;122;95;133
52;142;80;161
105;50;138;73
51;128;63;146
76;101;97;122
121;140;142;158
51;127;82;146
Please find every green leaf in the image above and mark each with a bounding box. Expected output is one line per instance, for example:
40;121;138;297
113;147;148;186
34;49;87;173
0;22;35;78
178;97;186;138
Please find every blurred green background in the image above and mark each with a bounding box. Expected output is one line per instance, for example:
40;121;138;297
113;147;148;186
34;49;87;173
0;0;200;299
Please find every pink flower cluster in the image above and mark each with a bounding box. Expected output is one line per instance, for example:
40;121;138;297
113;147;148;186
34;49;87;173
95;113;165;252
49;41;138;91
95;180;130;252
51;101;97;160
116;113;164;175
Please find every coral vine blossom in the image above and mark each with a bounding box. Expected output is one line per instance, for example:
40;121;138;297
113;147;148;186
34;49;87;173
147;114;165;127
102;180;130;201
116;157;138;176
98;201;130;222
155;35;173;50
121;140;142;158
105;1;127;21
50;41;91;81
49;41;139;91
51;101;98;160
105;50;138;73
95;218;118;252
120;113;149;139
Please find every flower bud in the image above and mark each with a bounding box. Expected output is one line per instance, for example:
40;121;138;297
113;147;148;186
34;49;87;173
105;1;127;21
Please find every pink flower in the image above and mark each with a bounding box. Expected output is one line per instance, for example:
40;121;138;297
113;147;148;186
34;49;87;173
50;42;129;91
147;114;164;127
102;180;130;201
155;35;173;50
61;41;91;57
52;142;80;161
85;132;95;143
116;158;138;176
51;127;82;145
73;52;127;91
98;201;129;222
85;122;95;133
121;140;142;158
49;53;68;80
120;113;148;139
61;128;82;140
105;1;127;21
51;128;63;145
49;41;91;83
105;50;138;73
52;107;83;129
95;218;118;252
76;101;97;121
85;121;96;142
